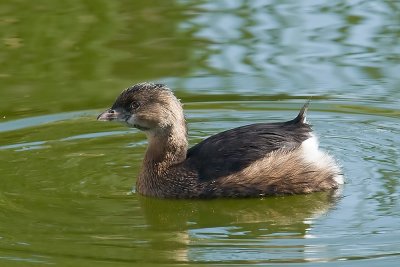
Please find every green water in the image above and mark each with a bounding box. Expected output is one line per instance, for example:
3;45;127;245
1;0;400;266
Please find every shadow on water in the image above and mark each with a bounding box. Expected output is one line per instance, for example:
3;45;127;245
135;191;341;263
139;191;339;231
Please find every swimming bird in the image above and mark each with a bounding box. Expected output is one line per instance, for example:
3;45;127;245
97;82;343;198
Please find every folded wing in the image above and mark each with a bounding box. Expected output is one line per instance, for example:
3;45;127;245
186;119;312;181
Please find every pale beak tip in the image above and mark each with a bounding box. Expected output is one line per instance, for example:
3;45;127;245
97;110;113;121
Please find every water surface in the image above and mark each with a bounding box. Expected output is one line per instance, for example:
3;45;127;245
1;0;400;266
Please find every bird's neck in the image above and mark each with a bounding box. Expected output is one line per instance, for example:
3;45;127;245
136;124;188;197
142;124;188;173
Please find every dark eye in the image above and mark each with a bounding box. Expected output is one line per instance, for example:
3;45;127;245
130;102;140;110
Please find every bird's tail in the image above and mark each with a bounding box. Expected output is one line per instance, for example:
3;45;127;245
292;101;310;124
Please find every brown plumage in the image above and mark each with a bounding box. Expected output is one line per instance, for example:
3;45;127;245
97;82;343;199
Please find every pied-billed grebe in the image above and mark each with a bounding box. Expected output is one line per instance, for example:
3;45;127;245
97;82;343;199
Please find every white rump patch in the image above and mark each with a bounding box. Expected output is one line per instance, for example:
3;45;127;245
300;134;344;184
333;174;344;185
